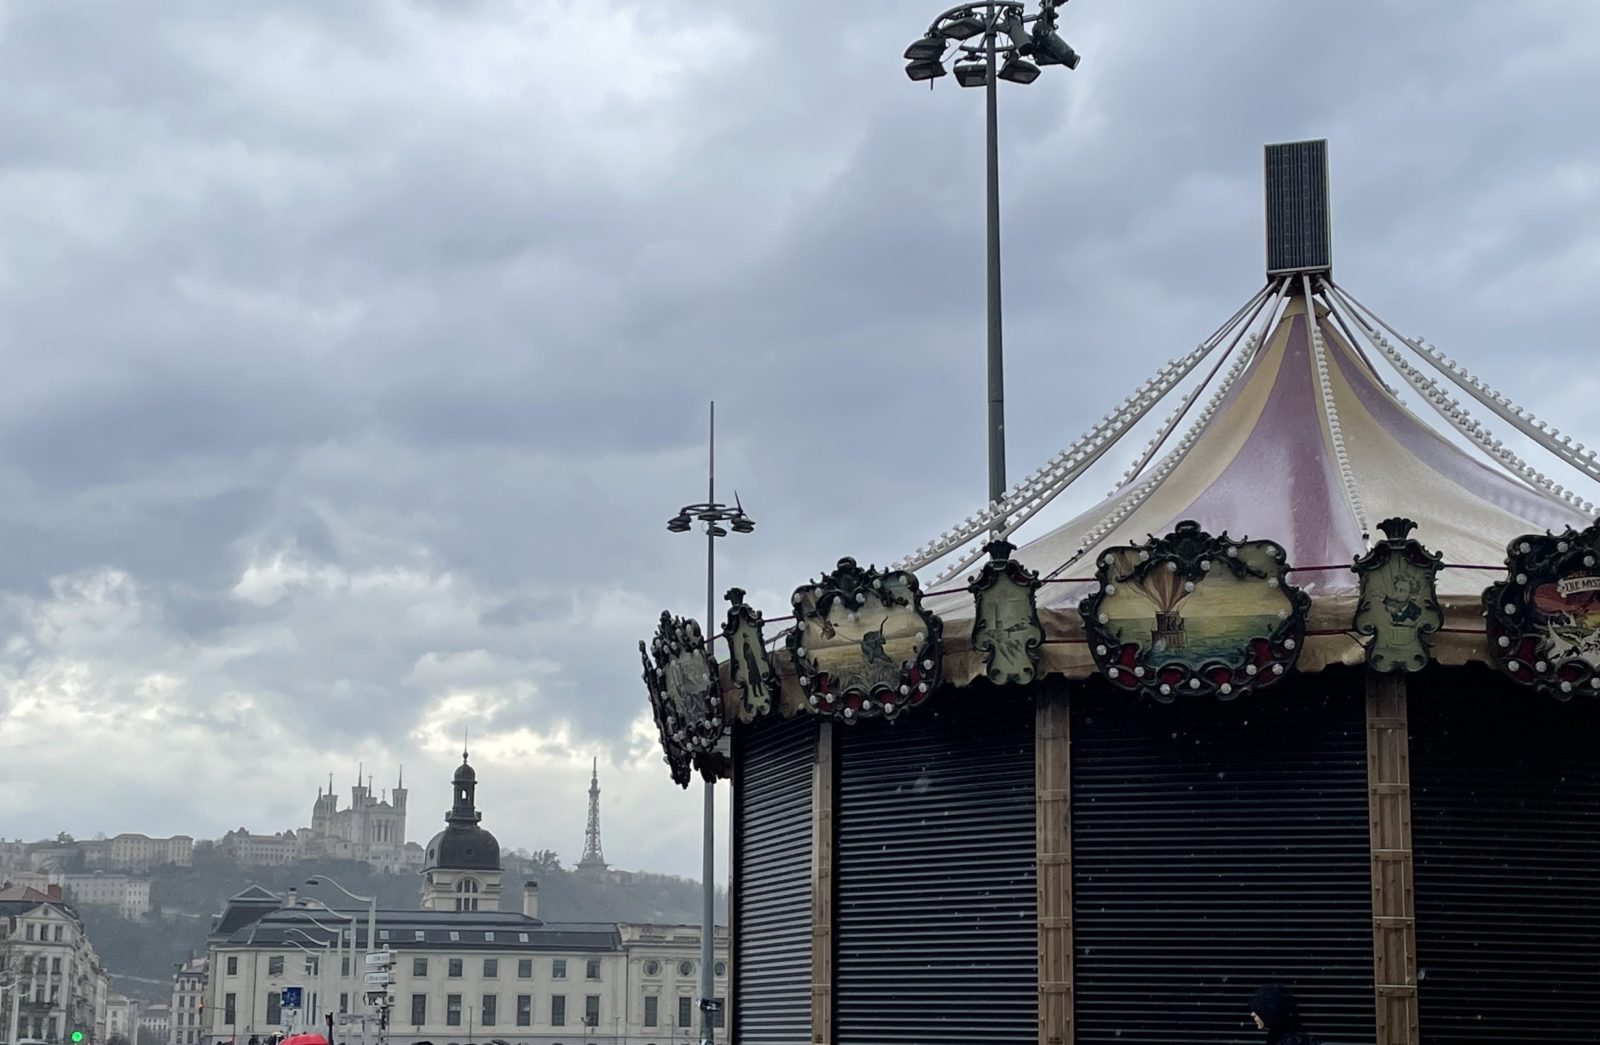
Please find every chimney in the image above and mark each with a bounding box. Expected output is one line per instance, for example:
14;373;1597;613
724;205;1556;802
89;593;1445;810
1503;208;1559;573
46;884;62;901
284;887;298;909
522;881;539;919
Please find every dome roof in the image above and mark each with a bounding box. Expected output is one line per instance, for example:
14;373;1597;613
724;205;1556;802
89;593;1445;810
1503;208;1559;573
424;824;500;872
424;751;500;871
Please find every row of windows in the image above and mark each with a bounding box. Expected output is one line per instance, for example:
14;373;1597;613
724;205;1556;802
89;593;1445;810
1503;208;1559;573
21;924;66;942
11;956;65;975
407;993;607;1028
250;954;622;980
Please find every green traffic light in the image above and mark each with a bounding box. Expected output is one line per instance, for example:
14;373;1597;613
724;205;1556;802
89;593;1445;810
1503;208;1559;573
70;1032;85;1043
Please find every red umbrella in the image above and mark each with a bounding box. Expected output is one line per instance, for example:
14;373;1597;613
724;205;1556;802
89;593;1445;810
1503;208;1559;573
280;1034;330;1045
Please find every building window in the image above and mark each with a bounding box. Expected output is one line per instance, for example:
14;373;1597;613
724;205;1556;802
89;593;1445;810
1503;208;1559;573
516;996;531;1027
713;997;726;1028
585;959;601;981
446;995;462;1027
267;993;281;1026
643;996;658;1028
227;957;238;977
53;926;62;942
24;924;32;941
550;995;566;1027
481;995;497;1027
342;957;351;976
484;932;495;942
268;957;284;976
410;995;426;1027
584;996;600;1028
340;993;349;1015
517;959;532;979
677;997;692;1028
448;958;463;978
483;958;498;978
413;958;428;977
304;957;318;976
678;961;693;977
643;960;660;977
224;994;236;1026
51;958;62;974
552;959;566;979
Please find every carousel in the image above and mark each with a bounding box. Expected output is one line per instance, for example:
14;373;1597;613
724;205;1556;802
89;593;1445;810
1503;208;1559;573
641;140;1600;1045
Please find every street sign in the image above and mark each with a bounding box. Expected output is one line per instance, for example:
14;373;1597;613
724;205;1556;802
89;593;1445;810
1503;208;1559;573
280;986;304;1009
363;971;394;985
364;951;393;967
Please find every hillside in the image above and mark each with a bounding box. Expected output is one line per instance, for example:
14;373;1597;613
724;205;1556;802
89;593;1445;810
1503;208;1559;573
86;852;726;1000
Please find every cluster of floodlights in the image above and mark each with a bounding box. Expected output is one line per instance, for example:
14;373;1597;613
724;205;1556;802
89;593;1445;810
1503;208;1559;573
667;497;755;537
905;0;1080;85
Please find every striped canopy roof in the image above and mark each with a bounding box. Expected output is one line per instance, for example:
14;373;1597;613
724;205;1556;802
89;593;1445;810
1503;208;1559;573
994;295;1585;608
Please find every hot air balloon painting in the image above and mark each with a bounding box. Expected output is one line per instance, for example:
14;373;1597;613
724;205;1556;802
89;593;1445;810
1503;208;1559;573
1080;521;1309;701
787;557;944;723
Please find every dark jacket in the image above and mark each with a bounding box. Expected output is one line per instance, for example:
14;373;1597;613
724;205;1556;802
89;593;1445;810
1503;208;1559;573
1250;983;1320;1045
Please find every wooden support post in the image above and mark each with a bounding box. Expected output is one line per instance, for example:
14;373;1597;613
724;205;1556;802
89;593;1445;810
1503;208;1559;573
1366;671;1418;1045
810;721;835;1044
1037;687;1073;1045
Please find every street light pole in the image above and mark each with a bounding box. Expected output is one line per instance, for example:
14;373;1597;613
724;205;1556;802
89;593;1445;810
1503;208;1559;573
983;12;1005;510
903;0;1082;531
304;879;377;1045
300;906;354;1036
664;401;755;1045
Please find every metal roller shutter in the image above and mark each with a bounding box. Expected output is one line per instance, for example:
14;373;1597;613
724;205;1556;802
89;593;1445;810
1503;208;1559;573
733;715;817;1045
835;689;1038;1044
1410;668;1600;1044
1071;673;1375;1045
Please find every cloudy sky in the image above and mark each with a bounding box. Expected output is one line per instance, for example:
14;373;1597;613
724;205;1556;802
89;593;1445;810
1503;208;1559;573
1;1;1597;882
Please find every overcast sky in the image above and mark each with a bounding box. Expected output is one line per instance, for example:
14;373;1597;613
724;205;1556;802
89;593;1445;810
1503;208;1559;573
1;1;1597;883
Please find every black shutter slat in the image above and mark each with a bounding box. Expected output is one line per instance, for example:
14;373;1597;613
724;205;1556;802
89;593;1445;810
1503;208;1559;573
835;691;1038;1045
1071;676;1375;1045
1410;671;1600;1045
733;715;816;1045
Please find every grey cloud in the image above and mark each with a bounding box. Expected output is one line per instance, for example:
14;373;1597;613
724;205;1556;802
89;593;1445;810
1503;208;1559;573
1;0;1598;877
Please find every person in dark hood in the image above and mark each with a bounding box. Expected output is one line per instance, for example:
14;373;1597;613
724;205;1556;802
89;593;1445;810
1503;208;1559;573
1250;983;1319;1045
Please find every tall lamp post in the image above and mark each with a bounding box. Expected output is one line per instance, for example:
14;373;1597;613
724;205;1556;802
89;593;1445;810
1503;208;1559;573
904;0;1081;525
300;904;356;1030
666;400;754;1045
305;878;378;1045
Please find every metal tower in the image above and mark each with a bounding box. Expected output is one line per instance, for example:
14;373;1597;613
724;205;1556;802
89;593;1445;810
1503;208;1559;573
577;758;608;875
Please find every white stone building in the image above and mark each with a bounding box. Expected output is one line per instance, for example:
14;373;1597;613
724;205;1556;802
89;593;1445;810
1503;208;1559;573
201;758;729;1045
86;835;194;873
0;884;111;1044
106;993;142;1041
301;772;418;874
62;873;152;920
169;957;207;1045
140;1003;171;1042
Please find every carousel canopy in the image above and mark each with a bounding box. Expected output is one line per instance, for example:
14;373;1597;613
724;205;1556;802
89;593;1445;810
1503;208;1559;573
903;142;1595;609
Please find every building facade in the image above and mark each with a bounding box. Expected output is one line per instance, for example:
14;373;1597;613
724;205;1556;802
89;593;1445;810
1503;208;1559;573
63;874;152;920
301;773;414;874
0;884;111;1044
216;831;300;868
139;1004;171;1043
200;759;729;1045
105;993;141;1042
88;835;193;873
169;958;207;1045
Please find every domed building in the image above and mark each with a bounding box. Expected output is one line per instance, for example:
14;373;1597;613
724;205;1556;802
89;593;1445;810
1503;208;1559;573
644;141;1600;1045
419;751;503;912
